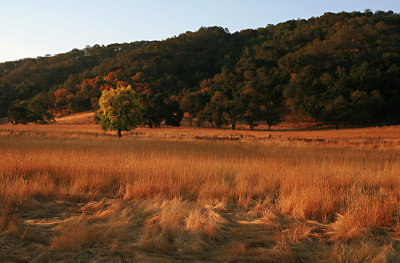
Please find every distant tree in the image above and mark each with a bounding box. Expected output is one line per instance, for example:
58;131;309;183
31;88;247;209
28;92;54;123
323;96;350;129
97;86;142;137
53;88;70;114
224;97;245;129
7;100;29;125
141;93;165;128
263;103;281;131
180;90;210;126
350;90;384;125
180;91;197;126
207;91;227;128
242;103;263;130
302;96;324;125
142;106;163;128
67;94;91;113
197;104;214;128
164;98;184;126
240;88;263;130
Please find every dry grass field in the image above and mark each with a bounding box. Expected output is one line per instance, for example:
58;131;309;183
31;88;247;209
1;122;400;262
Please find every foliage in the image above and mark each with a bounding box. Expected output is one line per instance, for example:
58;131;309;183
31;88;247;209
263;103;281;131
0;11;399;128
164;98;184;127
53;88;70;114
96;86;142;136
7;100;29;124
28;92;54;123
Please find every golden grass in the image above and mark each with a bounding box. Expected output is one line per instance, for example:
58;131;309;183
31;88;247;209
50;200;136;251
1;123;400;148
1;124;400;261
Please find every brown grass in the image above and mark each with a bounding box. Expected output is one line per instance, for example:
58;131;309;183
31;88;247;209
50;200;136;251
1;124;400;261
0;199;24;237
1;123;400;148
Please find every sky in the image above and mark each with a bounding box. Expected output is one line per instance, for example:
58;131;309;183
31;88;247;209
0;0;399;63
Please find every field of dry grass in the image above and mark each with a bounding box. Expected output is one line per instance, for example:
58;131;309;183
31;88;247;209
1;123;400;262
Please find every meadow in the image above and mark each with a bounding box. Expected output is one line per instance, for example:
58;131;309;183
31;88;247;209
1;124;400;262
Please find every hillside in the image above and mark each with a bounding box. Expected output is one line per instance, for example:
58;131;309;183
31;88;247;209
54;112;96;125
1;10;400;129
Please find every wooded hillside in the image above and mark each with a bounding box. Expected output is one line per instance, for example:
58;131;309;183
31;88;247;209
2;10;399;128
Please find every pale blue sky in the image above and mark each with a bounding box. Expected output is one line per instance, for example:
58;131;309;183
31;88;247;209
0;0;399;62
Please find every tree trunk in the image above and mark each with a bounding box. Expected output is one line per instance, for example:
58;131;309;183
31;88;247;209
118;129;122;137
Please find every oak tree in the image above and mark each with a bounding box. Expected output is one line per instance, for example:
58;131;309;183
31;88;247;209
97;86;142;137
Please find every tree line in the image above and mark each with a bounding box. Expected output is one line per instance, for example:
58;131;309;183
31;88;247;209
2;10;400;129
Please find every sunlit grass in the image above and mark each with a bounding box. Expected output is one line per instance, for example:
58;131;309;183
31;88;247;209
1;125;400;262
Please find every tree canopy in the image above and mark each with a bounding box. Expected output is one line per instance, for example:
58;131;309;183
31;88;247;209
97;86;142;137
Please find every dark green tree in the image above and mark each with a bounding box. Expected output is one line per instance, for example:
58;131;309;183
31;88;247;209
28;92;54;123
7;100;29;125
350;90;384;125
164;98;184;127
263;103;281;131
141;93;166;128
207;91;227;128
323;96;350;129
224;97;245;130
